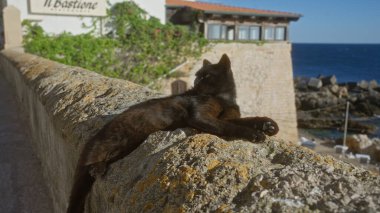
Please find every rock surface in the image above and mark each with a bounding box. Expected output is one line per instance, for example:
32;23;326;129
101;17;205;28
89;130;380;213
338;134;380;162
307;77;322;90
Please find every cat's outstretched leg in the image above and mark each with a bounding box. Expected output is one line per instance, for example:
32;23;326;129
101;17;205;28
188;115;267;142
226;117;279;136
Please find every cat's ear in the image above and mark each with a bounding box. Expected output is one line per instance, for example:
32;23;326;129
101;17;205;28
203;59;212;66
218;54;231;70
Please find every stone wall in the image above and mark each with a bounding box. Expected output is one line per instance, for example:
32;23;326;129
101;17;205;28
1;50;379;212
0;50;158;212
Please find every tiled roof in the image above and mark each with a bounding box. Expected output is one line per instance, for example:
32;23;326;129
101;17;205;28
166;0;301;18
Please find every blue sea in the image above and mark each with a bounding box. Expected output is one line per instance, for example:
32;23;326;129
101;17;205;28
292;43;380;82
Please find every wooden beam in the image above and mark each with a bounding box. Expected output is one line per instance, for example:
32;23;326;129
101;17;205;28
232;15;240;19
210;14;222;19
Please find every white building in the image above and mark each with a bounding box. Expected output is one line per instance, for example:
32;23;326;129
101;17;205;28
0;0;166;35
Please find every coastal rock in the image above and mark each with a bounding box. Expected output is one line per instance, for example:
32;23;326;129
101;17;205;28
301;97;318;110
297;88;340;111
369;87;379;97
348;95;358;103
357;80;369;90
369;80;378;89
295;98;302;110
294;77;309;91
321;75;337;86
297;104;376;133
320;86;333;96
307;78;322;90
340;135;380;162
329;84;340;95
297;118;341;130
295;76;380;133
351;134;373;151
353;100;374;116
338;87;349;98
372;138;380;162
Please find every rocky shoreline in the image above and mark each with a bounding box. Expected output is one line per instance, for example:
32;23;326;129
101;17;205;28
295;76;380;134
295;76;380;163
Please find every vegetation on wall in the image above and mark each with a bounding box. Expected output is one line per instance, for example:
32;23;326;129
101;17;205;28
22;1;208;84
23;21;121;78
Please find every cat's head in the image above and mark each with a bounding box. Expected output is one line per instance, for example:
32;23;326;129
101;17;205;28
194;54;236;99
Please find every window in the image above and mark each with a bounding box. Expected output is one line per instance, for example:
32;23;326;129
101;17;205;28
238;26;249;40
208;24;221;40
264;27;275;40
249;26;260;40
207;24;230;40
238;25;260;41
275;27;286;41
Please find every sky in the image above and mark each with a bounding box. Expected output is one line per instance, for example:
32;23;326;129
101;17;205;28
203;0;380;44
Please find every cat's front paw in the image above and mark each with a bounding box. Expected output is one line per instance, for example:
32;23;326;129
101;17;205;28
251;131;266;143
262;119;279;136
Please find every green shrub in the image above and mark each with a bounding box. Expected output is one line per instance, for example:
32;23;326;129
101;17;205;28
22;2;208;85
23;20;122;78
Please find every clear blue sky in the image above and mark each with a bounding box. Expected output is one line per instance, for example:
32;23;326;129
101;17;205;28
203;0;380;44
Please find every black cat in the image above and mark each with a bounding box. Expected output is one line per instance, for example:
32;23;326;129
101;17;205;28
67;54;279;213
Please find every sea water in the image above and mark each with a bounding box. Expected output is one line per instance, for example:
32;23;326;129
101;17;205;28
292;43;380;82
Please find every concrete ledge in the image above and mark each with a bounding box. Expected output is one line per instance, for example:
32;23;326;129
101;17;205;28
1;50;379;212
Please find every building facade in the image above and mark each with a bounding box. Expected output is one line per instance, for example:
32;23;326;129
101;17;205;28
166;0;301;41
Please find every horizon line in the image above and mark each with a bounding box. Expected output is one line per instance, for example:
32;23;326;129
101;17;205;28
292;42;380;45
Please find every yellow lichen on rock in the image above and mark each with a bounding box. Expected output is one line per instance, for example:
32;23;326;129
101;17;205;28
135;171;159;193
163;204;186;213
207;159;220;171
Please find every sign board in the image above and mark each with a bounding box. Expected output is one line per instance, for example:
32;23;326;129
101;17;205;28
29;0;107;16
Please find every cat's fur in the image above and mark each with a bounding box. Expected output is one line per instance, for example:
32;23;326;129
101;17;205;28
67;54;279;213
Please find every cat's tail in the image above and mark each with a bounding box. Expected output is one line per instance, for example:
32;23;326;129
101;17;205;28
67;165;94;213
